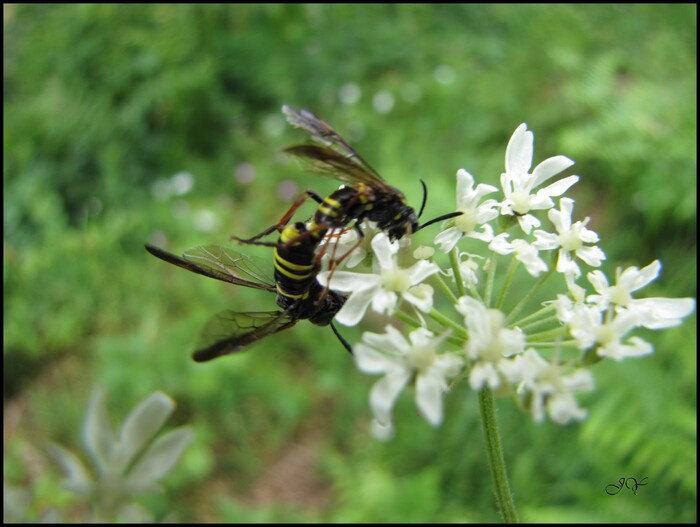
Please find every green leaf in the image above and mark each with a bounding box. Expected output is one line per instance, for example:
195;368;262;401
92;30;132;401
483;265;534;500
117;391;175;472
124;426;194;492
82;388;116;474
49;443;94;495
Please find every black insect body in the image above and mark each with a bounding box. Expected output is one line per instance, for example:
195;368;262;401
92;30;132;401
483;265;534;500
283;105;422;243
145;222;350;362
234;106;461;276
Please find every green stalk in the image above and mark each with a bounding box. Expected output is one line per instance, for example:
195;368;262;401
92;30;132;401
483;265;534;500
478;388;519;523
449;248;467;298
505;269;554;324
428;308;468;340
434;272;459;305
495;258;519;310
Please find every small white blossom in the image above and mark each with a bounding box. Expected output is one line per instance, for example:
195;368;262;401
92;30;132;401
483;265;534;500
533;198;605;278
354;326;463;439
319;220;380;270
456;297;526;390
458;252;483;287
500;349;594;424
434;169;499;252
439;252;483;288
489;234;549;277
568;304;653;360
318;232;439;326
586;261;695;329
500;123;579;234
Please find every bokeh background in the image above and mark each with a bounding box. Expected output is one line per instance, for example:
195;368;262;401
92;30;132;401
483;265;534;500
4;4;696;522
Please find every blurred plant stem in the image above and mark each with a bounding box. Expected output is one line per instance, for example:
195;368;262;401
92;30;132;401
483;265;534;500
479;387;519;523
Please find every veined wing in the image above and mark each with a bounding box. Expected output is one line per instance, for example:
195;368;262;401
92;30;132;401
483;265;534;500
145;244;275;291
192;310;297;362
282;105;392;190
284;144;394;191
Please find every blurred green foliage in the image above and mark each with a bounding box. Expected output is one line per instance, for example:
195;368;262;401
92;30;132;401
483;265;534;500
4;4;696;523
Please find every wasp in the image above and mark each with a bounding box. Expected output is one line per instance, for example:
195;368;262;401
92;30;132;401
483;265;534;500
145;221;350;362
236;106;461;267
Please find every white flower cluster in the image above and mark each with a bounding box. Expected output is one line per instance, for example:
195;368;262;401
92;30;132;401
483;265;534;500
317;123;695;440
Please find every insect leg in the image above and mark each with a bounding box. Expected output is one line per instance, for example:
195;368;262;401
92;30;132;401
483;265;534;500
233;191;318;245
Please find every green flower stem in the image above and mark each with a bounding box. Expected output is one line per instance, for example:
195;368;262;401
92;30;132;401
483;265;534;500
505;269;554;324
485;256;498;307
495;258;519;310
449;248;467;298
518;314;560;333
467;282;484;304
510;303;556;328
478;388;519;523
394;309;423;330
434;272;459;305
428;308;468;340
530;339;578;348
526;327;570;342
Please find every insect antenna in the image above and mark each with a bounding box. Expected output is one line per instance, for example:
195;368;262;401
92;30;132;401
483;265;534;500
416;211;463;232
417;179;428;219
330;321;353;355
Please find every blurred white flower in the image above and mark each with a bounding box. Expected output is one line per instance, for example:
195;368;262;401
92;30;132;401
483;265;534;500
456;296;526;390
354;325;463;439
533;198;605;278
434;169;499;252
500;123;578;234
500;349;594;424
568;304;653;360
318;232;439;326
586;261;695;329
489;234;549;277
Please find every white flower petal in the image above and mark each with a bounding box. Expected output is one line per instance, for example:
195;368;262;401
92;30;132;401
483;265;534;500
403;284;434;313
354;342;402;374
556;249;581;277
318;270;379;291
516;213;541;234
455;168;476;207
630;297;696;329
371;233;398;270
532;229;559;250
575;245;606;267
599;336;653;360
537;175;579;198
467;223;495;243
505;123;533;175
547;393;588;424
627;260;662;291
370;417;394;441
334;286;376;326
406;260;440;285
489;233;513;255
469;362;500;391
587;270;609;293
415;372;445;426
371;289;398;315
531;155;575;187
434;227;463;253
369;368;412;423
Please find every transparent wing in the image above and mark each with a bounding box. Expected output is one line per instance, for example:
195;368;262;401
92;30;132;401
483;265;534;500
145;244;275;291
282;105;393;190
192;310;297;362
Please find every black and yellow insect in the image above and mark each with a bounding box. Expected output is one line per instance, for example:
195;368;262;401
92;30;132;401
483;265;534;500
145;221;350;362
287;105;461;236
237;106;460;260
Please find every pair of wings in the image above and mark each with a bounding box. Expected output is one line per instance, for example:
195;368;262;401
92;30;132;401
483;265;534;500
282;105;397;194
145;244;298;362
